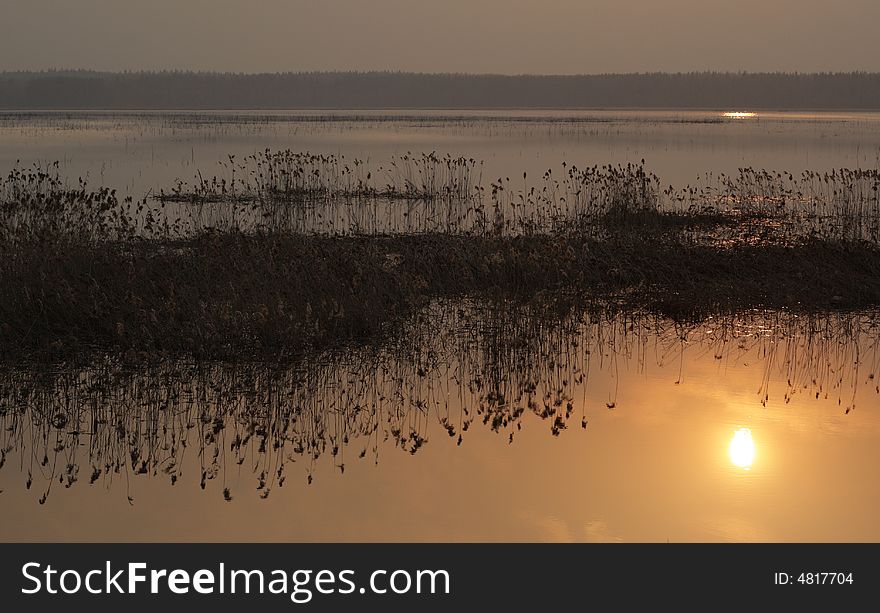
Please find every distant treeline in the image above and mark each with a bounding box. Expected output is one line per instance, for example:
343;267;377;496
2;71;880;110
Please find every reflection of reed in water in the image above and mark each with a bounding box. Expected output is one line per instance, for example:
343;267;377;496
685;310;880;412
1;302;878;504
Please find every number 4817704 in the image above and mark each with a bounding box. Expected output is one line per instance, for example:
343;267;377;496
798;573;853;585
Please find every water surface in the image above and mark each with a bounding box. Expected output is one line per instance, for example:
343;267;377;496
2;111;880;542
3;109;880;197
1;306;878;542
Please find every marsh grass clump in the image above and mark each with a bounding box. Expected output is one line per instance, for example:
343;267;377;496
3;228;880;362
485;161;665;236
667;167;880;245
153;154;880;242
154;150;484;235
1;163;135;243
158;150;481;204
3;155;880;362
0;162;186;244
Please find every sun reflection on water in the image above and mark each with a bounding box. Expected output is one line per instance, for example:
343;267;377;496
723;111;758;119
729;428;756;469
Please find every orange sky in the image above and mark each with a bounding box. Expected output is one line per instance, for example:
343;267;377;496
2;0;879;73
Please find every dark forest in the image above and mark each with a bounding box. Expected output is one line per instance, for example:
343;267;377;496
2;71;879;109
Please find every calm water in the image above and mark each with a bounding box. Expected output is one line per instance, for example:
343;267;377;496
3;110;880;197
1;305;879;542
1;111;880;542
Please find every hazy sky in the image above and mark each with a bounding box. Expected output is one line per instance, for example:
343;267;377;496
2;0;879;74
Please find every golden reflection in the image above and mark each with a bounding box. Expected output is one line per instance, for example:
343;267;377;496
723;111;758;119
729;428;756;469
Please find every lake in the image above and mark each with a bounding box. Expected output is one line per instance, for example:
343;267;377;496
3;110;880;197
1;110;879;542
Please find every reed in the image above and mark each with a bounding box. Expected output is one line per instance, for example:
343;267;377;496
3;157;880;362
149;155;880;241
